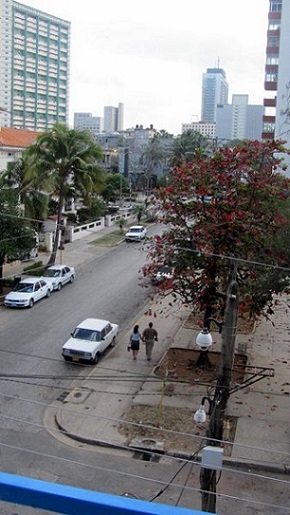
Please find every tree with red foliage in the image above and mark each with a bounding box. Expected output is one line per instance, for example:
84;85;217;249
144;140;290;322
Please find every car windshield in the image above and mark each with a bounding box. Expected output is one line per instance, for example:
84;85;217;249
72;328;101;341
130;228;142;233
43;269;61;277
13;283;34;293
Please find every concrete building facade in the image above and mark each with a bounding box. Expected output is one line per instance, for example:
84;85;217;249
0;0;70;131
74;112;104;136
181;121;216;139
216;95;264;141
262;0;290;173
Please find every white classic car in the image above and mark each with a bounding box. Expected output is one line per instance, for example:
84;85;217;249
62;318;119;364
40;265;75;291
125;225;147;242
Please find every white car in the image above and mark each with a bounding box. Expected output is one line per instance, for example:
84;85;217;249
4;277;51;308
62;318;119;364
40;265;75;291
125;225;147;242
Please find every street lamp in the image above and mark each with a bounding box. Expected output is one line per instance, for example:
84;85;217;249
195;318;223;368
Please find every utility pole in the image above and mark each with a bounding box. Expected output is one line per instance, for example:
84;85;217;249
200;264;239;513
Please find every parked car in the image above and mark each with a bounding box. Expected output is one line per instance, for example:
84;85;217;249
40;265;75;291
125;225;147;242
4;277;51;308
62;318;119;364
151;265;173;285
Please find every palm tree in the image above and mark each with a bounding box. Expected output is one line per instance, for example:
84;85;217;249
1;158;49;231
171;129;211;166
24;123;104;266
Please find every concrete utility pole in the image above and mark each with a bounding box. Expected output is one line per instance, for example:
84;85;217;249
200;265;239;513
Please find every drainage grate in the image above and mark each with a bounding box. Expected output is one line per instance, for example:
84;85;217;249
57;390;70;402
133;451;161;462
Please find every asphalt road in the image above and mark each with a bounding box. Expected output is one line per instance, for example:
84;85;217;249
0;235;289;514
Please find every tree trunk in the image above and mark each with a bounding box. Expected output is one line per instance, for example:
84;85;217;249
47;191;64;267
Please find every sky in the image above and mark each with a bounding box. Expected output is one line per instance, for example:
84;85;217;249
23;0;269;135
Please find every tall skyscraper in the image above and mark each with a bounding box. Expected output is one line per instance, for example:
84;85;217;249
201;67;229;123
104;102;124;132
0;0;70;131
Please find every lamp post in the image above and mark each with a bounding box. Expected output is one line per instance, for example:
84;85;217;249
196;267;239;513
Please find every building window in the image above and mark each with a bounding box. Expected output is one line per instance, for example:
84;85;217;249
270;1;282;11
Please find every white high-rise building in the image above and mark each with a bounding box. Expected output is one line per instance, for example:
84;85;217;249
0;0;70;130
201;67;229;123
104;103;124;132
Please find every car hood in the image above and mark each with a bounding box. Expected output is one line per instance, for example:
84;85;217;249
5;291;31;300
62;337;100;352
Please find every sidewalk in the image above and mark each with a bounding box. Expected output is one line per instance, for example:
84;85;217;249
5;223;290;472
52;295;290;473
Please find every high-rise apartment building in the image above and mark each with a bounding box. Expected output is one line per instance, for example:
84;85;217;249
201;67;229;123
0;0;70;131
104;102;124;132
262;0;290;173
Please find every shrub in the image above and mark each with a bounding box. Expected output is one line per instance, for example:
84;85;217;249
22;260;44;276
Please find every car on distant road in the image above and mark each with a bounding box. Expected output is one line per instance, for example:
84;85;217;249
40;265;75;291
125;225;147;242
4;277;51;308
62;318;119;364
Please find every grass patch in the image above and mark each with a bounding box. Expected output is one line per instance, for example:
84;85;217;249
90;230;125;246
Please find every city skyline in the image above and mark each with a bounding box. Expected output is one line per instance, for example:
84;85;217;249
20;0;269;135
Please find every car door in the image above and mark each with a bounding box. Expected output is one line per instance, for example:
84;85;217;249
33;281;42;302
99;327;108;352
39;280;48;299
104;323;114;349
62;267;71;285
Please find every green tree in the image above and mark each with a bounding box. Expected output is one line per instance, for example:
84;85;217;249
24;123;104;266
0;189;35;291
1;158;49;230
101;173;129;203
144;140;290;321
171;129;211;166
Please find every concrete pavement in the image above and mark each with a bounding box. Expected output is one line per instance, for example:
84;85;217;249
3;223;290;474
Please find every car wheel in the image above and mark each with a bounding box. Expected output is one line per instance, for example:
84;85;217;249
57;282;62;291
70;275;75;283
93;352;100;364
46;289;51;298
63;356;71;362
110;336;116;348
28;298;34;308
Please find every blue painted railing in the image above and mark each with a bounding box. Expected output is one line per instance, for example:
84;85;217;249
0;472;217;514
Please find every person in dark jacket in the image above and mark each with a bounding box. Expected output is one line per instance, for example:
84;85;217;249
142;322;158;361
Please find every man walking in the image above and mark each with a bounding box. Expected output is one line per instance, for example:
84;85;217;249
142;322;158;361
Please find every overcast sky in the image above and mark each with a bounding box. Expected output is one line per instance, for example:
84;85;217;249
23;0;269;135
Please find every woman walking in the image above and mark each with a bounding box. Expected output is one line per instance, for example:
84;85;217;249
129;324;142;361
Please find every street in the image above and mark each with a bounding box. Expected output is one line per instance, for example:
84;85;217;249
0;236;289;514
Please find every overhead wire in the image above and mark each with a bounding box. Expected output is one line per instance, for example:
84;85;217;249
0;390;289;467
0;432;289;512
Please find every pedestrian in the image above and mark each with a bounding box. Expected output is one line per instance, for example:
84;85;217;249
142;322;158;361
129;324;142;361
